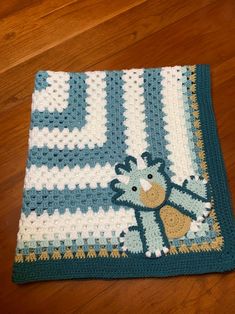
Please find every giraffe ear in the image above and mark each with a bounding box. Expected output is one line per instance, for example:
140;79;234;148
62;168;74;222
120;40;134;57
128;159;137;171
114;191;128;203
155;160;165;170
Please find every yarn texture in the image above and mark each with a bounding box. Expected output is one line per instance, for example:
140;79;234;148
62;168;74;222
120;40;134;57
13;65;235;283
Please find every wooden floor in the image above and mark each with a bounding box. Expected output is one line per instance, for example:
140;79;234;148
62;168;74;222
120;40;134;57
0;0;235;313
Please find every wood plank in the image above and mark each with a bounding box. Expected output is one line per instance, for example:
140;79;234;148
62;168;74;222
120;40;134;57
0;0;146;73
0;0;40;19
70;275;235;314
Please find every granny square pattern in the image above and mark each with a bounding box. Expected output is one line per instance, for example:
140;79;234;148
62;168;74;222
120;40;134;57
13;65;235;283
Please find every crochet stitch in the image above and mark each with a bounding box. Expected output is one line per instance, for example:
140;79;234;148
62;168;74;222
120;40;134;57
13;65;235;283
111;153;211;258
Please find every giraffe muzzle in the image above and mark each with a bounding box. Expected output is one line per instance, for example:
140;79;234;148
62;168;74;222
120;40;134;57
140;180;166;208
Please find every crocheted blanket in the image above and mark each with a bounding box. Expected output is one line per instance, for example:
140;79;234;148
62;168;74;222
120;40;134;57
13;65;235;283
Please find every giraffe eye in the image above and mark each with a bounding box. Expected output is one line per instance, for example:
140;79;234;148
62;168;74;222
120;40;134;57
147;174;153;179
132;186;137;191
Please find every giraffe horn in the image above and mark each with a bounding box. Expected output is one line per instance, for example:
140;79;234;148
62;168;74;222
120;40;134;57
136;156;147;170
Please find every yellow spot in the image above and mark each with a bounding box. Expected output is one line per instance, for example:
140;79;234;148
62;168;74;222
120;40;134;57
191;96;197;104
200;161;207;170
39;251;49;261
193;111;200;119
189;243;201;253
110;248;120;258
52;249;61;260
191;85;196;93
198;151;205;159
63;248;74;259
98;247;109;257
190;74;196;81
197;140;203;148
75;247;86;259
169;246;178;255
194;120;200;129
121;251;128;258
210;237;224;251
179;245;190;253
195;130;202;138
199;243;211;252
87;247;97;258
209;209;216;219
25;252;37;262
15;253;24;263
213;222;221;233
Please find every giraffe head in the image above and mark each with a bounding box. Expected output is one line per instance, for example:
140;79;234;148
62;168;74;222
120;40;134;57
111;152;171;210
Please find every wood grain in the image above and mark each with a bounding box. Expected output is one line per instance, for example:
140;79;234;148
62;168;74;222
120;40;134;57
0;0;234;313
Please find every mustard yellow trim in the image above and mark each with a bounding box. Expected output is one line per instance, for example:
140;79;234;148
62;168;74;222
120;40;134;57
189;65;209;180
15;247;129;263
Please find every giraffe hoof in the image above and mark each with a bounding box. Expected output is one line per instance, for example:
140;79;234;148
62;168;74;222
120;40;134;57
162;246;169;254
197;215;204;222
203;210;210;217
155;249;161;257
145;251;151;258
205;202;211;210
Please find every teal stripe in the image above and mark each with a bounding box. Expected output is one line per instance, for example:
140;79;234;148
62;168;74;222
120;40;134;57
17;242;122;254
143;69;173;177
22;186;125;215
16;216;216;250
186;66;204;176
31;72;88;131
35;71;49;91
27;70;128;169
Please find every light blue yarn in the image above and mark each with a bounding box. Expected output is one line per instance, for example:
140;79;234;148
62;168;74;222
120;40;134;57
22;186;127;215
31;72;88;131
181;66;200;174
28;70;128;169
34;71;49;91
143;69;173;178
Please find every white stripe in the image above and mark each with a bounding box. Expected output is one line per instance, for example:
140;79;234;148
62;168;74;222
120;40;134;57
24;163;116;190
30;71;107;149
122;69;148;157
32;71;70;112
26;70;149;191
17;207;136;244
161;66;195;184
